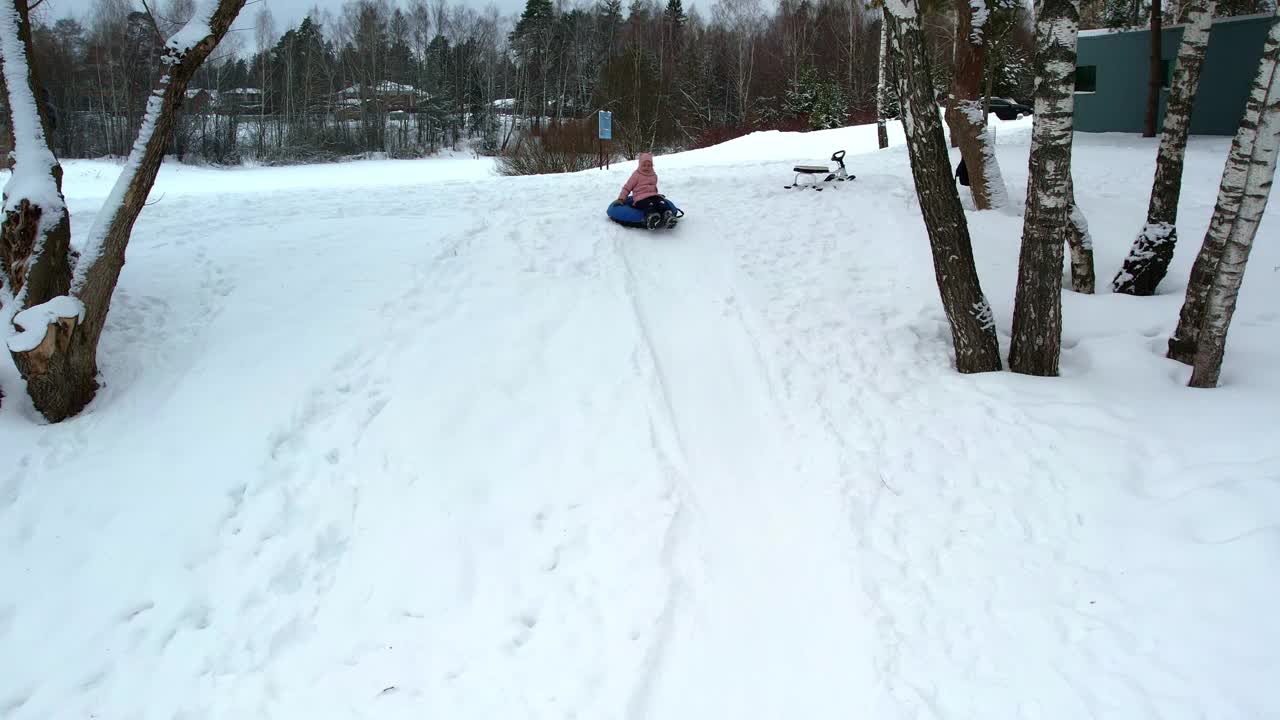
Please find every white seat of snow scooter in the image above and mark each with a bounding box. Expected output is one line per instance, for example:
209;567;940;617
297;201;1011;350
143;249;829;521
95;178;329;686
793;164;829;173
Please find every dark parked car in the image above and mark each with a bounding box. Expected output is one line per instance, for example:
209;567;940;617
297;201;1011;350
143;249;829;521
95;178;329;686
989;97;1032;120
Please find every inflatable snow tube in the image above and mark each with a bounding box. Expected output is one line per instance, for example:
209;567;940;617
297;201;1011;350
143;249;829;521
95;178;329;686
606;197;684;228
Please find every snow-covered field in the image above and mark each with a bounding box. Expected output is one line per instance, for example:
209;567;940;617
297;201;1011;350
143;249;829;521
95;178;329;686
2;118;1279;719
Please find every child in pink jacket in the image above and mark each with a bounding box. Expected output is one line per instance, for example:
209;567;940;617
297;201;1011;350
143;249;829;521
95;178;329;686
613;152;673;228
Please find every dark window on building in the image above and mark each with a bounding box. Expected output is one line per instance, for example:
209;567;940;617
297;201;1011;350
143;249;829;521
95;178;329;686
1075;65;1097;93
1162;60;1172;88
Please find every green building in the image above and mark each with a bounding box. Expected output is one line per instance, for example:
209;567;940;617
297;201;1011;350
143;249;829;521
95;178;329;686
1074;14;1272;135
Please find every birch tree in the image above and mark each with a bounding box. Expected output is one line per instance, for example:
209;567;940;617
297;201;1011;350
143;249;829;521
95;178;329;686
1113;0;1215;296
877;12;891;148
884;0;1003;373
1009;0;1080;376
1171;7;1280;381
944;0;1008;209
6;0;247;422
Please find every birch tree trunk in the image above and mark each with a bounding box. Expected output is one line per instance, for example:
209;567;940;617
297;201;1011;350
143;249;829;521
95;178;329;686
1067;177;1096;293
1113;0;1215;296
1009;0;1080;376
944;0;1008;209
1170;5;1280;365
877;15;891;149
884;1;1003;373
7;0;246;422
1185;12;1280;385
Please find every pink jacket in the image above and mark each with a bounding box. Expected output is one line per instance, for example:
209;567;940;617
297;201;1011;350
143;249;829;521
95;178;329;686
619;152;659;203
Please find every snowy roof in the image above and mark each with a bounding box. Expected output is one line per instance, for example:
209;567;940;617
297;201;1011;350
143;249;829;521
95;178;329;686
338;82;422;97
493;98;515;108
223;87;262;96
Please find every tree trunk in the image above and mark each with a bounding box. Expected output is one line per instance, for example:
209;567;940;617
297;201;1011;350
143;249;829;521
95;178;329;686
1172;7;1280;374
877;15;890;149
884;3;1002;374
1113;0;1215;296
1189;50;1280;386
0;0;71;335
1144;0;1163;138
1066;179;1096;294
1009;0;1080;376
944;0;1007;209
7;0;247;422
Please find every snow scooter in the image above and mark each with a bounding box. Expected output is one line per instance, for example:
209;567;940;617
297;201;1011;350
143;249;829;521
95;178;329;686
785;150;856;190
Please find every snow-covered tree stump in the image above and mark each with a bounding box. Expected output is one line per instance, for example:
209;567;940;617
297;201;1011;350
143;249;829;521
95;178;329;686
2;0;246;421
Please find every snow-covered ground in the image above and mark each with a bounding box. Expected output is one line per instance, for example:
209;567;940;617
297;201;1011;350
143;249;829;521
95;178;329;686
2;118;1279;719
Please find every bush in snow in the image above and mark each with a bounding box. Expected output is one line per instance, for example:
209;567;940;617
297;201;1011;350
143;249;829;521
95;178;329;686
497;120;612;176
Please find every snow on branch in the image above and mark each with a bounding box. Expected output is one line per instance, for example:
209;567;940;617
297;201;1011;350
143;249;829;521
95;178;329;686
7;294;82;353
72;85;166;292
165;0;218;57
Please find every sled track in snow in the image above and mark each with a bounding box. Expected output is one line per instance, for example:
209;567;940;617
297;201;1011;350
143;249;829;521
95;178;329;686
613;231;692;720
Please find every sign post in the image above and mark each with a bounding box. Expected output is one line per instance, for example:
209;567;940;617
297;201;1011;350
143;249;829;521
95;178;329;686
597;110;612;170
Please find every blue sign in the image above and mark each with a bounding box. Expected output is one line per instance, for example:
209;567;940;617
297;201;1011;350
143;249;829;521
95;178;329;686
598;110;612;140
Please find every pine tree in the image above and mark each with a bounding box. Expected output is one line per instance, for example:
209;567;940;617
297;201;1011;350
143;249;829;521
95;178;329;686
664;0;687;26
944;0;1008;210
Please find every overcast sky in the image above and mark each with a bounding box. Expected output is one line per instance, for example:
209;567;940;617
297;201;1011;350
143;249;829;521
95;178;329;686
51;0;532;33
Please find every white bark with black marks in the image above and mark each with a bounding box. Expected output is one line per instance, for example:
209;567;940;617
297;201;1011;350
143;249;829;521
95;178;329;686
1188;11;1280;387
1114;0;1216;296
1009;0;1079;376
877;16;891;149
1170;5;1280;366
884;0;1003;373
1067;178;1095;293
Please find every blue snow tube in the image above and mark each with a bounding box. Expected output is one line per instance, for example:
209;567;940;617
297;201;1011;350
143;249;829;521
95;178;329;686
606;196;684;228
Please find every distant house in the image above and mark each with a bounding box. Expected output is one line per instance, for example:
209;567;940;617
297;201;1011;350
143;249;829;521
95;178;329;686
183;88;218;113
221;88;264;114
1075;13;1271;135
337;82;426;112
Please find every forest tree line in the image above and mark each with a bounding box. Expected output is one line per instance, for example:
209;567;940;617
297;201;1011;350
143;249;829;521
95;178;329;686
28;0;1042;164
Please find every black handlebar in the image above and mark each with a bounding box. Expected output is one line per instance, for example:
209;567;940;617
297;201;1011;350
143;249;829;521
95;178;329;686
831;150;846;161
